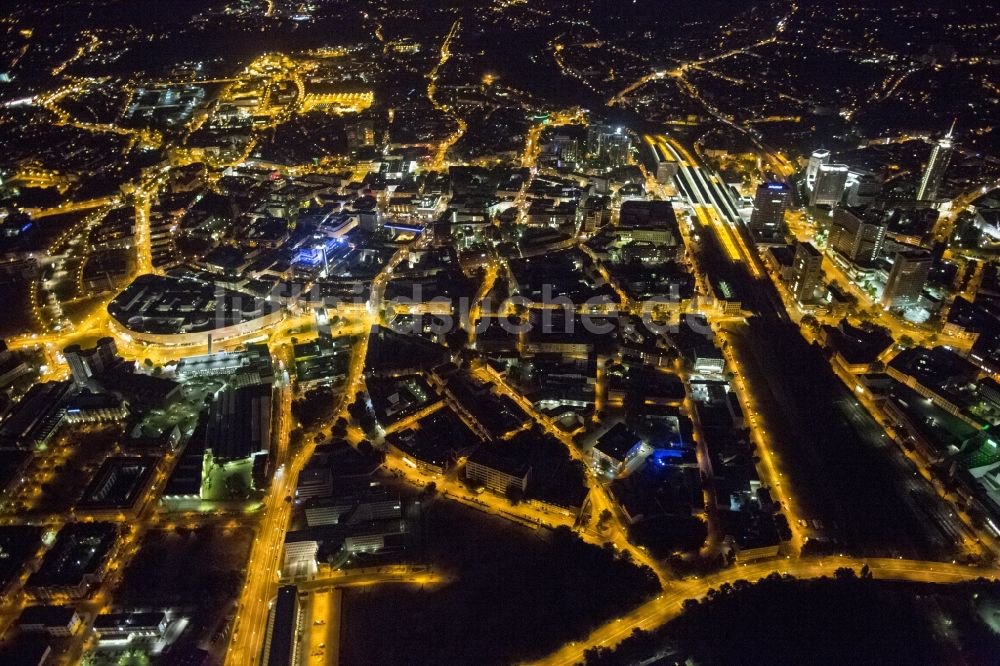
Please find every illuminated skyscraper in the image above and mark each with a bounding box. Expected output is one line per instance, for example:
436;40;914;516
829;208;887;266
749;182;791;238
844;169;882;207
806;149;830;189
587;124;630;168
881;250;932;308
791;242;823;304
63;337;121;388
809;164;849;207
916;121;956;202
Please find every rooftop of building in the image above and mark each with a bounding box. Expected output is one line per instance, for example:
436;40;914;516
0;380;74;449
108;273;280;336
0;525;43;590
889;346;980;394
203;383;272;462
822;320;894;366
388;407;480;469
76;456;158;510
594;422;643;461
467;446;531;480
27;522;118;590
93;611;167;631
17;605;78;627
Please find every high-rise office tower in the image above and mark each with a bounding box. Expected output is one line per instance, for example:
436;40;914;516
64;348;90;387
586;124;602;156
844;169;883;207
810;164;850;207
791;242;823;304
550;133;580;164
63;337;120;388
829;208;887;266
881;250;932;308
749;182;791;238
916;121;956;202
604;131;630;168
806;149;831;189
587;124;631;168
